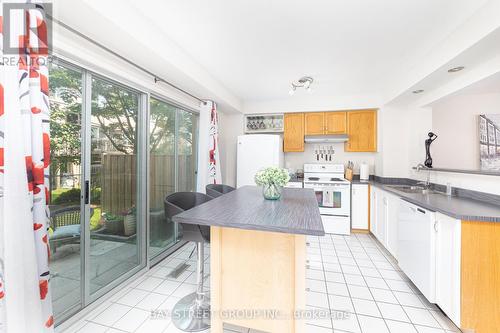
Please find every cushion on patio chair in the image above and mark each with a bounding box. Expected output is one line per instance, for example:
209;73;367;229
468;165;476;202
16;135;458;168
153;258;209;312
50;224;81;240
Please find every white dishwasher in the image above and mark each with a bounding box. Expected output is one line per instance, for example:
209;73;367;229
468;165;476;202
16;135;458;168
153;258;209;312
397;200;436;302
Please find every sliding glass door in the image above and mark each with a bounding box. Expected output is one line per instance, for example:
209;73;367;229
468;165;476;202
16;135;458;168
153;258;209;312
149;98;176;258
177;109;198;192
148;98;199;259
48;60;146;323
89;76;143;295
48;62;84;318
48;59;199;324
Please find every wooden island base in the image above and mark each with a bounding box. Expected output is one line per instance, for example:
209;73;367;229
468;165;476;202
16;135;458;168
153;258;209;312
210;226;307;333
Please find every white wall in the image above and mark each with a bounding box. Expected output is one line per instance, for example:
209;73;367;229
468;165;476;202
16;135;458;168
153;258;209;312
284;144;377;175
405;93;500;195
219;99;500;197
219;106;421;181
411;170;500;195
376;107;413;178
243;94;382;114
217;113;244;187
431;92;500;169
407;107;434;173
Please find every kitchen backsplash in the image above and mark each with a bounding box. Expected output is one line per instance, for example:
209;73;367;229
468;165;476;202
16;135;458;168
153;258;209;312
284;142;377;174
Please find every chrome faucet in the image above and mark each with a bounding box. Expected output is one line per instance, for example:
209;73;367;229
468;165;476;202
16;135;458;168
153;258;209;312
416;180;431;189
415;163;427;172
414;164;432;190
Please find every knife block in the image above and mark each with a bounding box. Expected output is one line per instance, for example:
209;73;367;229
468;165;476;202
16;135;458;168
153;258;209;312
345;168;353;181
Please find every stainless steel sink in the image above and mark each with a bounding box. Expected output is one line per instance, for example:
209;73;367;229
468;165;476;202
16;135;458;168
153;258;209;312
386;185;430;194
387;185;449;196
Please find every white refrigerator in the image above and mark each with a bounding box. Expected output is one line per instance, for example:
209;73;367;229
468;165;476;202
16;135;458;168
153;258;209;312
236;135;284;187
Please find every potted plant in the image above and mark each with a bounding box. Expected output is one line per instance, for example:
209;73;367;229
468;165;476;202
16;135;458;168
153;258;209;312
254;167;290;200
102;212;124;234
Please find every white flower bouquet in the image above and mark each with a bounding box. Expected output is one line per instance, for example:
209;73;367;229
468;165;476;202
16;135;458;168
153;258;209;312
254;167;290;199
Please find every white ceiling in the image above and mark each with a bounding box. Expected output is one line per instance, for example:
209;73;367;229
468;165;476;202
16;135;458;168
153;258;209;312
388;24;500;107
459;72;500;95
128;0;489;104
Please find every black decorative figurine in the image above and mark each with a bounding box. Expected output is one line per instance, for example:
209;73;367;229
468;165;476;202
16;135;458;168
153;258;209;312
424;132;438;168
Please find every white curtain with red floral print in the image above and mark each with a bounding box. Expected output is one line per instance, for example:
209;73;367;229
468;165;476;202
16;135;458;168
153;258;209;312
196;100;221;193
0;1;54;332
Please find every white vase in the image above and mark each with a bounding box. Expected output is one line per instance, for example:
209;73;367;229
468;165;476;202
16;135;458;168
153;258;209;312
262;183;283;200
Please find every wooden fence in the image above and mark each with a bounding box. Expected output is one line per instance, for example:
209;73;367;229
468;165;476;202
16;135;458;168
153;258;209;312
99;153;195;214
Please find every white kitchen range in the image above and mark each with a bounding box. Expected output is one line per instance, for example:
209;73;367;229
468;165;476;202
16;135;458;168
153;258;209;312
303;163;351;235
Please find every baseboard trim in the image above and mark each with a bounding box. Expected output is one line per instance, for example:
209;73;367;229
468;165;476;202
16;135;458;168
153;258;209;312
351;228;370;234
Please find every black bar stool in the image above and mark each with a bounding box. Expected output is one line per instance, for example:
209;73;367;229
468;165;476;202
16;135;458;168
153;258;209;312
164;192;212;331
205;184;235;198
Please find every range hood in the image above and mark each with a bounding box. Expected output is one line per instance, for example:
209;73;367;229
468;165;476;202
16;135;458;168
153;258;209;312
304;134;349;143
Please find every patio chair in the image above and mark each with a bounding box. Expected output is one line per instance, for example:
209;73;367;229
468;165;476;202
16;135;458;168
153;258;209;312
49;205;94;253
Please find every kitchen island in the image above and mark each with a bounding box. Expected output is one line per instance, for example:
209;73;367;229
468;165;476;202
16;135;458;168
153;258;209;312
173;186;324;333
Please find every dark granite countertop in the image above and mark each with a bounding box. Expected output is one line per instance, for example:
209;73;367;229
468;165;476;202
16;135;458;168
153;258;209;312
351;179;371;185
368;181;500;223
173;185;325;236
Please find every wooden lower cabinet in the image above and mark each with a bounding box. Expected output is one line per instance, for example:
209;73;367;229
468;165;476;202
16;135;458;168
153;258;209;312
435;214;461;326
283;113;304;152
210;227;306;333
346;109;377;152
461;221;500;333
366;190;499;333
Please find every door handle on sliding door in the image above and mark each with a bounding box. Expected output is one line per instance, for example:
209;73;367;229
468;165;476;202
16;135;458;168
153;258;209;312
84;180;90;204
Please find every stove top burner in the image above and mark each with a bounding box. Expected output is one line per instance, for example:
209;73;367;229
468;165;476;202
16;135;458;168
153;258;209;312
305;176;349;183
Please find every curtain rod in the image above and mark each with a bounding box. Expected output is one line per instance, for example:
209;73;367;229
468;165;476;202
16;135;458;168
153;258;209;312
47;15;207;105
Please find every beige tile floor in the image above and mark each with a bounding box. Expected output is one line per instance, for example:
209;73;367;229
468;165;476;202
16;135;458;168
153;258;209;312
62;233;461;333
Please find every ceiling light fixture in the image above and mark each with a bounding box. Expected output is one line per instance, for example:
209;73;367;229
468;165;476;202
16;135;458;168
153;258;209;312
289;76;314;95
412;89;424;94
448;66;465;73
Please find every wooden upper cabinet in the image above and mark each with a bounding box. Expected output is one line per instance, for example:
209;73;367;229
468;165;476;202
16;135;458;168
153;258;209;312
346;109;377;152
283;110;376;153
283;113;305;152
304;112;325;135
325;112;347;134
305;112;347;135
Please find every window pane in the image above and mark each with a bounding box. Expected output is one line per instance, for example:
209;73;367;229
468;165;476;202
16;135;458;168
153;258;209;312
89;76;141;295
149;97;176;258
48;62;83;318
